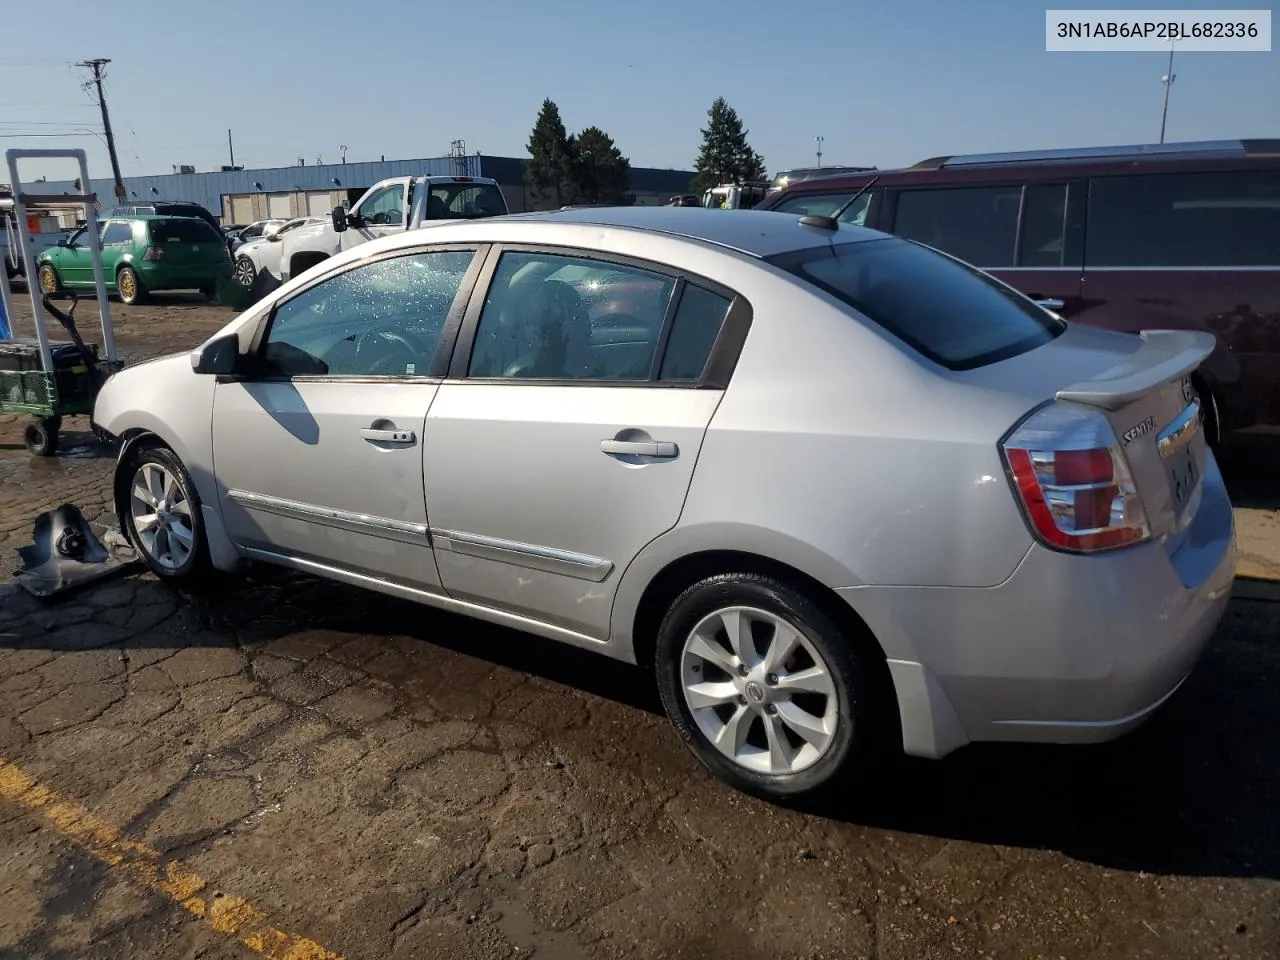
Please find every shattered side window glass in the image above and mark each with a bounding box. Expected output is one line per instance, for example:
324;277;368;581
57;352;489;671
263;250;475;376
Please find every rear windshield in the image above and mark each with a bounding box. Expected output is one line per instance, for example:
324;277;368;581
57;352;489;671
424;183;506;219
768;237;1064;370
148;219;220;243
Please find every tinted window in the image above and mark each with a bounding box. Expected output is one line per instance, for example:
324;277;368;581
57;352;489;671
469;251;676;381
770;238;1064;370
1018;183;1069;267
1087;170;1280;266
892;185;1021;267
771;190;873;225
660;284;730;380
149;219;220;243
101;222;133;245
262;250;475;377
427;183;507;219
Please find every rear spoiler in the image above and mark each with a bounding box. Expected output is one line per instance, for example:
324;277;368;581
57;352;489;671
1055;329;1216;411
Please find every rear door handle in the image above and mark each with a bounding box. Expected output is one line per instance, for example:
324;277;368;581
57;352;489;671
360;427;416;445
600;439;678;458
1033;297;1065;311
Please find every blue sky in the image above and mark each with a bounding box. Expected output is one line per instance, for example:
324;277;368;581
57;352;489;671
1;0;1275;183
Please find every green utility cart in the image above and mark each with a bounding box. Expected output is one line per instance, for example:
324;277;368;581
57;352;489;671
1;148;121;456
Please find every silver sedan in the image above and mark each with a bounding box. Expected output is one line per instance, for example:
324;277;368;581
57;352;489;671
92;207;1236;799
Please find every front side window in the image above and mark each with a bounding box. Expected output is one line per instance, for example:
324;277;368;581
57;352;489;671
261;250;476;377
356;184;405;226
769;237;1064;370
1086;169;1280;267
770;190;873;225
468;251;676;380
892;185;1022;267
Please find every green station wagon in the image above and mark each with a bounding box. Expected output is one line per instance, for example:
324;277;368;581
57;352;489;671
37;215;232;305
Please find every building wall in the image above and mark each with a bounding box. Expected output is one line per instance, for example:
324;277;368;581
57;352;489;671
35;154;695;224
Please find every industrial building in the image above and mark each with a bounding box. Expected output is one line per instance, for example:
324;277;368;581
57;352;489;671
33;149;696;225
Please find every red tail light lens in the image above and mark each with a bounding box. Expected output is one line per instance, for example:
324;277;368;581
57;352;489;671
1002;403;1150;554
142;245;164;261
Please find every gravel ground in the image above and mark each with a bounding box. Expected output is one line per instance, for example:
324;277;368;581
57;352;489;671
2;292;1278;960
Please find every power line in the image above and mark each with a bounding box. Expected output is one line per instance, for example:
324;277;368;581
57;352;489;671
76;58;126;201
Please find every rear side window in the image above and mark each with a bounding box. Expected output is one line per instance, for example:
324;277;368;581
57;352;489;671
770;238;1064;370
892;185;1022;267
770;190;873;225
148;219;219;244
660;284;731;380
1087;169;1280;266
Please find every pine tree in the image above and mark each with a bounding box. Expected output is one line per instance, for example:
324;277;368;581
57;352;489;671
570;127;633;205
525;99;572;209
691;98;767;195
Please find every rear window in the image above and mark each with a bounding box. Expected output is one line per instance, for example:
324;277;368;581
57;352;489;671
148;219;220;243
425;183;507;219
769;237;1064;370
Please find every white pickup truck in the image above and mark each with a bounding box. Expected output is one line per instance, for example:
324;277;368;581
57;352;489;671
276;174;508;284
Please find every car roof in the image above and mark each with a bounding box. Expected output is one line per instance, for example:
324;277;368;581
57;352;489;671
481;206;883;258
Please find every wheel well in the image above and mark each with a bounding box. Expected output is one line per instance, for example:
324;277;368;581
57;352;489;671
289;251;328;276
111;430;166;507
632;549;890;668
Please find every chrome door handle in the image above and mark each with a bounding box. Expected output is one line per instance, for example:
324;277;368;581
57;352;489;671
360;427;416;444
1034;297;1065;311
600;439;678;458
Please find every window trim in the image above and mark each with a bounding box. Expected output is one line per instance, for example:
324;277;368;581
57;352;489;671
234;243;490;385
445;242;752;389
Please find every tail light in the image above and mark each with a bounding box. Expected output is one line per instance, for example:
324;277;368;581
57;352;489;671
1001;402;1150;553
142;245;164;261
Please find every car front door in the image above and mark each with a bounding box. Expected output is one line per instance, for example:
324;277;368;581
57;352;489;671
211;244;484;587
58;225;95;286
341;179;411;253
422;246;743;640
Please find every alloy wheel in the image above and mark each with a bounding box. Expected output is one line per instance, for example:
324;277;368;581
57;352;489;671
129;461;195;570
118;269;137;302
680;605;839;775
38;266;58;294
233;257;255;287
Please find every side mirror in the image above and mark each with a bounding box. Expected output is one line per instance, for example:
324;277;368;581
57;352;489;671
57;238;68;247
191;333;240;375
331;206;348;233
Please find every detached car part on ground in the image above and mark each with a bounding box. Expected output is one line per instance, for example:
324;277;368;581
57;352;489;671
90;208;1235;800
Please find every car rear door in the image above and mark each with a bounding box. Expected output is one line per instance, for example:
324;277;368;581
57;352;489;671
211;244;484;587
422;245;747;641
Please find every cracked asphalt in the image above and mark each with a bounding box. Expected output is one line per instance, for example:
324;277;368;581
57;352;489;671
2;293;1279;960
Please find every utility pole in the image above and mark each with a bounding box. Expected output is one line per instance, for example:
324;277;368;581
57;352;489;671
227;128;235;168
815;136;824;167
77;58;126;201
1159;41;1176;144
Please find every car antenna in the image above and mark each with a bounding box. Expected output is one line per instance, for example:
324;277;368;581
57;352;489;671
829;175;880;223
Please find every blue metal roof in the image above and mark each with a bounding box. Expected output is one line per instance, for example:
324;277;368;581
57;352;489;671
30;154;696;220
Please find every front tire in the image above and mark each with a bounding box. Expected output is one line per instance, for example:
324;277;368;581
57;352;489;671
37;264;64;299
655;572;893;800
117;445;210;580
117;265;146;305
232;256;256;288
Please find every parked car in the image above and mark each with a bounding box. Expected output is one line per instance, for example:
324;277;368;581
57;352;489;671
92;207;1234;799
232;216;327;288
757;138;1280;446
230;219;287;253
37;214;232;305
276;175;508;283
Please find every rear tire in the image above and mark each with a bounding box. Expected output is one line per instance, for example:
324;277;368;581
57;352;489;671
116;445;210;580
117;265;146;305
654;572;895;800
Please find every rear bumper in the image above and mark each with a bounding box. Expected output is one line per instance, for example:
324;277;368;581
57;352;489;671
136;263;230;289
839;451;1237;759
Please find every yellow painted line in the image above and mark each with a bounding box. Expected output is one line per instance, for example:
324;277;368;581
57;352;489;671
0;758;342;960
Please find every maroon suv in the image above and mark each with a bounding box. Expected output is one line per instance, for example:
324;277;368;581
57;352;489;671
757;139;1280;444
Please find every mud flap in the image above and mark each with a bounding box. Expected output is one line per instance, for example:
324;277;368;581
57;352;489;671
13;504;139;598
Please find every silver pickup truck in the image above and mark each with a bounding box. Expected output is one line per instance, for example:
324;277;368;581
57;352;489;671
274;174;508;284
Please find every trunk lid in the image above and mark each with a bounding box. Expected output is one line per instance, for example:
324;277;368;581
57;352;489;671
146;219;226;265
969;324;1214;542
